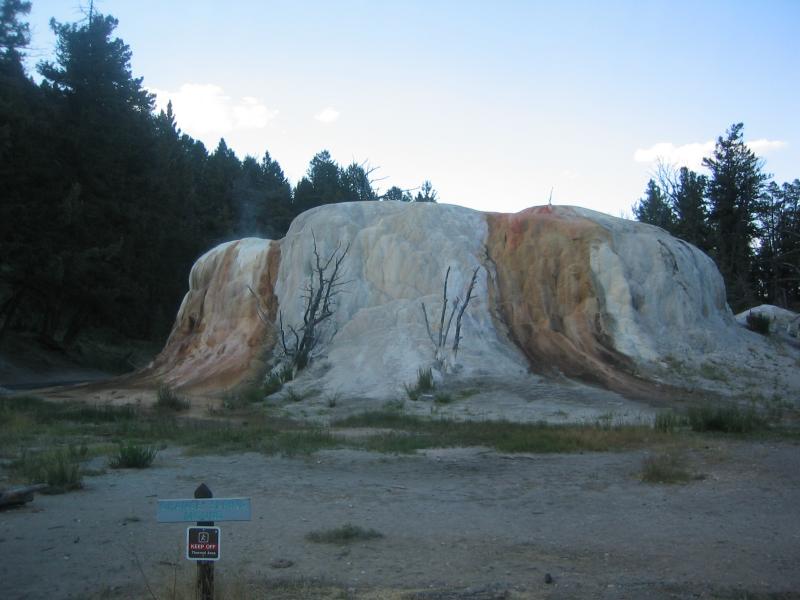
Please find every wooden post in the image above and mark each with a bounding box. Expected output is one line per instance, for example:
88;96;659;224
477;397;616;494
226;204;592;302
194;483;214;600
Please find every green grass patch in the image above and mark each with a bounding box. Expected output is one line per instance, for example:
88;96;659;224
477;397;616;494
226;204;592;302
284;387;306;403
640;452;694;484
1;395;139;424
699;362;727;382
336;411;664;453
156;383;190;411
109;443;158;468
687;404;765;433
222;381;270;409
358;432;436;454
653;410;686;433
0;393;785;468
9;445;86;493
433;392;454;404
0;396;141;456
404;367;434;400
262;364;294;397
305;523;383;544
259;429;339;457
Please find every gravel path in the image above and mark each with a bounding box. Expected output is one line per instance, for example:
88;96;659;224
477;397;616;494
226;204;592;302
2;439;799;599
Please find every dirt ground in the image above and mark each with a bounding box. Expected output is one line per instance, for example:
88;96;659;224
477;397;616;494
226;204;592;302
2;434;799;599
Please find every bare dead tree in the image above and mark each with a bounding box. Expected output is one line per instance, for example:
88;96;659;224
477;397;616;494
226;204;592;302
653;158;680;205
278;232;350;370
452;267;479;362
421;265;480;369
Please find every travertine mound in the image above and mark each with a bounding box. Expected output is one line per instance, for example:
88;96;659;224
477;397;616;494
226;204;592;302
143;202;787;399
144;238;280;390
276;202;528;398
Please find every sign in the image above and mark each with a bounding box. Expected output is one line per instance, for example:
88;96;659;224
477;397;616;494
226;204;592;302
157;497;251;523
187;526;221;561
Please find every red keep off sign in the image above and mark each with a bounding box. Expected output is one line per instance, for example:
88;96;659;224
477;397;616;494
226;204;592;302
186;526;221;561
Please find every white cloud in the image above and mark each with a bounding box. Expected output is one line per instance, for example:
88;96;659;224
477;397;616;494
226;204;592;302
747;138;787;154
634;138;787;170
149;84;278;136
633;141;715;170
314;107;340;123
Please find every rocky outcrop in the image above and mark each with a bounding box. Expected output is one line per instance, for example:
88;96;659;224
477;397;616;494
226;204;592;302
142;202;789;399
736;304;800;339
143;238;280;390
486;206;627;387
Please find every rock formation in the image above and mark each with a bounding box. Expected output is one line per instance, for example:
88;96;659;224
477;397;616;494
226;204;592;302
141;202;795;401
735;304;800;339
145;238;280;390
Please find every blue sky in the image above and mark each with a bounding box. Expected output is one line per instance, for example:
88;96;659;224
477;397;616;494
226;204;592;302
23;0;800;217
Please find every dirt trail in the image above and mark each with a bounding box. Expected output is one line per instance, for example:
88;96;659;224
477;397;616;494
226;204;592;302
2;439;799;599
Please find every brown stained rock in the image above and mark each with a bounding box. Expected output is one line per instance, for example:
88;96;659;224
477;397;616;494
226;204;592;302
140;238;281;392
485;206;645;394
111;202;789;404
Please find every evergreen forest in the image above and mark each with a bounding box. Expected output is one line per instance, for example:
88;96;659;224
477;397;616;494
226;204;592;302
0;2;437;353
632;122;800;313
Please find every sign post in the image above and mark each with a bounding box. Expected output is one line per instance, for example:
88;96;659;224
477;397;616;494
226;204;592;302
157;484;252;600
194;483;215;600
187;526;221;561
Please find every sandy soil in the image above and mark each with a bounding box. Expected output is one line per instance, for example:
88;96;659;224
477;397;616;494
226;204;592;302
2;436;799;599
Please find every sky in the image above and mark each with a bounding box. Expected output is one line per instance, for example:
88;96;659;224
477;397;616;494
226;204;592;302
22;0;800;218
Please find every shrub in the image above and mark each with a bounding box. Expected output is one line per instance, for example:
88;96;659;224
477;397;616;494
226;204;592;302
640;452;693;484
156;384;189;411
223;381;269;409
305;523;383;544
404;367;435;401
687;404;764;433
653;411;684;433
433;393;453;404
263;373;284;396
263;364;295;397
745;312;771;335
403;383;420;401
109;443;158;468
12;446;85;493
416;367;434;392
279;363;294;383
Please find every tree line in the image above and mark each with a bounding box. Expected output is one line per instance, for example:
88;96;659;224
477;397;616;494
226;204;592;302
0;1;438;347
633;122;800;313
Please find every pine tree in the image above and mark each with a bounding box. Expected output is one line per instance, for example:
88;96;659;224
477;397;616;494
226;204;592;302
703;123;768;309
341;161;378;202
199;138;241;242
755;180;800;308
633;179;674;230
0;0;30;77
672;167;709;251
259;151;294;237
414;180;438;203
33;11;159;341
293;150;347;212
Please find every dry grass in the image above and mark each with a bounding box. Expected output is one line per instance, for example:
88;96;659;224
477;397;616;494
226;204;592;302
640;452;695;484
306;523;384;544
336;411;667;454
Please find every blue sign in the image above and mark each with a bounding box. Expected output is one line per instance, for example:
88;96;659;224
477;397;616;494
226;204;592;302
157;497;251;523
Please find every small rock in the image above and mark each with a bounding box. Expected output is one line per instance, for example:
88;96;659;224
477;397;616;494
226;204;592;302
544;573;553;584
